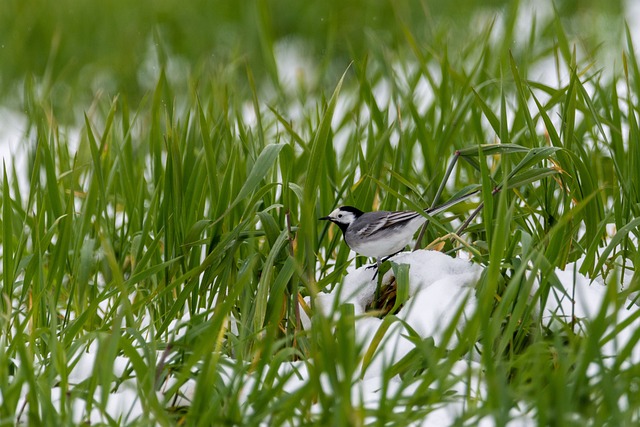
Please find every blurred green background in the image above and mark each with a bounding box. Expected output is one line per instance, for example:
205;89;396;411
0;0;627;113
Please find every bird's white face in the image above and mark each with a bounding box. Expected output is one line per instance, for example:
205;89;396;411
324;208;358;226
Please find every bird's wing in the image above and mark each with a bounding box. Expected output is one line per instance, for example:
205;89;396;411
355;211;420;237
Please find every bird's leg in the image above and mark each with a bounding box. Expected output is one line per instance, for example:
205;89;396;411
367;258;382;276
380;250;403;264
372;251;403;302
367;250;402;276
374;257;382;301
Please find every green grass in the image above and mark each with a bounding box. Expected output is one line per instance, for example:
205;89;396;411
1;0;639;425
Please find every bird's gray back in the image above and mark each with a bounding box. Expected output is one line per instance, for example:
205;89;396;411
350;210;421;237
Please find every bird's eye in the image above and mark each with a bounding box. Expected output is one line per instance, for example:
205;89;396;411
338;214;343;218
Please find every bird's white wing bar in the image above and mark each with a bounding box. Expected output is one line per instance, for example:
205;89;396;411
384;211;421;226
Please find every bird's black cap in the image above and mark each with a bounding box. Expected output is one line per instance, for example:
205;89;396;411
318;206;364;221
337;206;364;216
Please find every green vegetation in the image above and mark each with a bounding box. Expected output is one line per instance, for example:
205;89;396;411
0;0;638;425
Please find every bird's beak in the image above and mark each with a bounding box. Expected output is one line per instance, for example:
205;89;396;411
319;216;331;221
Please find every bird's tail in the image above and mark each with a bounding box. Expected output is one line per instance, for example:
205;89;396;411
424;189;480;216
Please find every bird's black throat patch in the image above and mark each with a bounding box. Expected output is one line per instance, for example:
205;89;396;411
333;221;350;234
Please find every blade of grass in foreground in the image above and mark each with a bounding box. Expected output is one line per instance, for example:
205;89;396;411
299;66;350;285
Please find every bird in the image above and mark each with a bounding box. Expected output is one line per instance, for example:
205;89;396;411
319;190;478;273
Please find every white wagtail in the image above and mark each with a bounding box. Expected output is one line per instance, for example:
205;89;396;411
319;190;479;272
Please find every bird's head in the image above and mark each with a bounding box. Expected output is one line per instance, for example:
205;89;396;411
319;206;364;232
